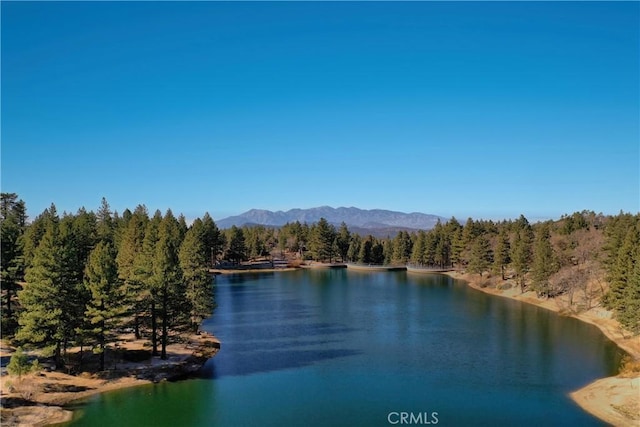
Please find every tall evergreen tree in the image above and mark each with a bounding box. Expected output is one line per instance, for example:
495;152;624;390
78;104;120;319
512;225;533;292
1;193;27;333
493;228;511;280
411;231;427;266
371;240;385;265
335;222;351;262
392;231;412;264
433;223;451;268
358;236;374;264
73;208;98;271
177;214;188;241
202;213;223;267
17;209;77;368
22;205;58;269
603;219;640;333
531;223;558;298
138;210;162;354
155;210;184;360
468;235;492;277
462;218;481;246
310;218;336;262
179;219;215;333
450;227;465;267
347;234;362;262
615;256;640;334
84;241;123;370
96;197;114;245
423;232;437;266
244;226;266;259
59;215;91;353
225;226;247;264
116;205;148;339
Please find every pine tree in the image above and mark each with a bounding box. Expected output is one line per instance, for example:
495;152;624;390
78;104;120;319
493;228;511;280
179;219;215;333
335;222;351;262
225;226;247;264
615;258;640;334
202;213;223;267
1;193;27;334
433;223;451;268
72;208;98;274
7;347;33;378
177;214;188;241
423;232;437;266
411;231;427;266
450;227;465;267
310;218;336;262
138;210;162;355
347;234;361;262
512;226;533;292
462;218;481;246
155;210;184;360
468;235;492;277
358;236;374;264
245;226;266;259
392;231;412;265
17;210;77;368
434;237;450;269
531;223;558;298
84;241;124;370
96;197;114;245
22;205;58;269
603;219;640;333
116;205;149;339
60;215;90;355
372;241;385;265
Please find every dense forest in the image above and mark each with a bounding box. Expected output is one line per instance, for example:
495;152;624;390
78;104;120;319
1;193;639;372
1;194;222;370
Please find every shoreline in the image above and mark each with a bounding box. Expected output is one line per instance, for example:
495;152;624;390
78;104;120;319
0;332;220;427
443;271;640;426
210;267;299;274
4;268;636;426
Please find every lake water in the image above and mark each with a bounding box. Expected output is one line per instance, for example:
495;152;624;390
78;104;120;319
70;270;624;426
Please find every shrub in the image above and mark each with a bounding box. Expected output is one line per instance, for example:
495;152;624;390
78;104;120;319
7;348;42;378
7;348;31;378
619;355;640;375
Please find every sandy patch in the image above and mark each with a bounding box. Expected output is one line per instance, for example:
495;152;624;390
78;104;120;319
570;376;640;427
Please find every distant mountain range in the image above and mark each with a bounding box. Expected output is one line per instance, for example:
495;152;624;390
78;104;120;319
217;206;445;235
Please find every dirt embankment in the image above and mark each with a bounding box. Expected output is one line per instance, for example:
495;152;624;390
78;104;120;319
0;332;220;427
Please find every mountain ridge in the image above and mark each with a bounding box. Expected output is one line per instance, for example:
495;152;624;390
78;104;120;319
217;206;445;232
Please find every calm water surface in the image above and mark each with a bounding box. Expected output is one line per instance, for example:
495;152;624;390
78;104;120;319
70;270;624;426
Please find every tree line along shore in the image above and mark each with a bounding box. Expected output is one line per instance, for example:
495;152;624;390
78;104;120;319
3;194;638;358
1;194;638;425
221;210;639;336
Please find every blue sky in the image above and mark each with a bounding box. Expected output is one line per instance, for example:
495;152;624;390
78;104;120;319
2;2;638;222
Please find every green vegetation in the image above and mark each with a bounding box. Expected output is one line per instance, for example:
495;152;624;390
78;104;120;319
602;213;640;334
1;194;218;370
1;193;27;335
7;347;38;378
1;193;639;373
